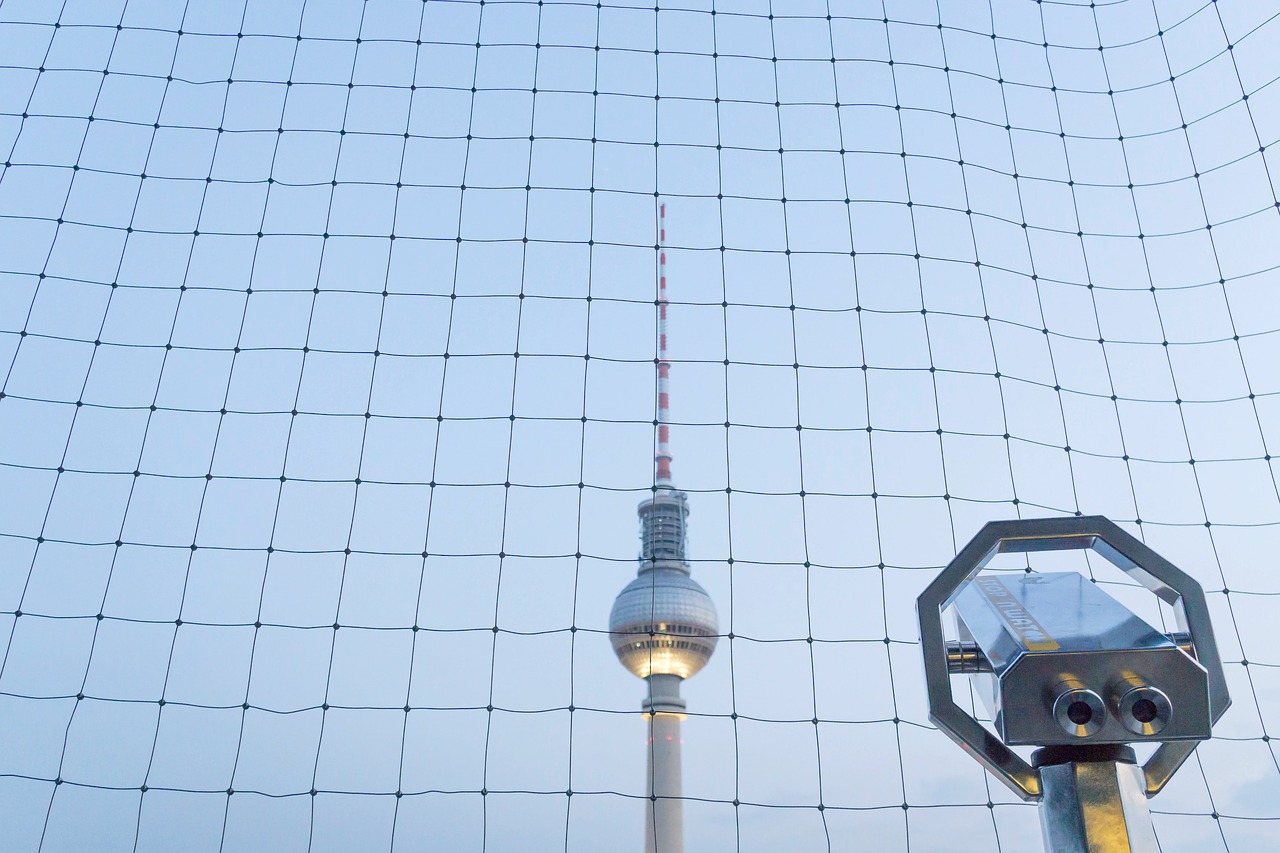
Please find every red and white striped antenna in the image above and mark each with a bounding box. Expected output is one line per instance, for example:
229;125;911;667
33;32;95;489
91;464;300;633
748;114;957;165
655;201;673;489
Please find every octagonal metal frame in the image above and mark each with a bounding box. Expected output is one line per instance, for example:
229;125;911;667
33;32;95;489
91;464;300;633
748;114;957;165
917;515;1230;801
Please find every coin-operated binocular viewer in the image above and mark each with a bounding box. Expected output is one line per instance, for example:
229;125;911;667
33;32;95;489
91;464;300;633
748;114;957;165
917;517;1231;853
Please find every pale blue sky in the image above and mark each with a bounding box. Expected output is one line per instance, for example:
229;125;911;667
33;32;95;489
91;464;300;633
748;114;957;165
1;0;1279;850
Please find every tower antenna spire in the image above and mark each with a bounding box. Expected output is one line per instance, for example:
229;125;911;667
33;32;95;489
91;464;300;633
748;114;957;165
656;201;672;488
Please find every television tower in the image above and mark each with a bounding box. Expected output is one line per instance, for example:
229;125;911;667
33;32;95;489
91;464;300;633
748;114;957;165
609;203;719;853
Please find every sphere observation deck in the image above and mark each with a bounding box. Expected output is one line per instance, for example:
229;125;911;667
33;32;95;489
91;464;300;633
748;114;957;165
610;490;719;680
609;568;719;680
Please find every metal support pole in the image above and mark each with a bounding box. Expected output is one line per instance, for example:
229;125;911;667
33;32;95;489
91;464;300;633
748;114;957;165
1033;746;1158;853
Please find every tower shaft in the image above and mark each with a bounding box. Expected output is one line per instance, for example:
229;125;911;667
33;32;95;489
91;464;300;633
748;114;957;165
645;710;685;853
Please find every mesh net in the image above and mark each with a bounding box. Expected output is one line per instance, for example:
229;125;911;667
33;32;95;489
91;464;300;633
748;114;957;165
1;0;1279;850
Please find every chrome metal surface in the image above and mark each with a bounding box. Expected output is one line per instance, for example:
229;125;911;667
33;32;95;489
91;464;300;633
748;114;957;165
952;571;1210;747
1052;681;1106;739
945;640;992;674
1038;755;1158;853
917;515;1231;800
1166;632;1196;659
1113;682;1172;737
946;633;1196;676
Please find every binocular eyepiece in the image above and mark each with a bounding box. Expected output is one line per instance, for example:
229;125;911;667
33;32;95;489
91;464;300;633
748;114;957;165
1113;680;1173;737
1050;680;1105;738
1049;677;1173;740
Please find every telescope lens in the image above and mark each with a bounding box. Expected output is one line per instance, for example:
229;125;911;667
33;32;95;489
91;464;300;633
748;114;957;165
1131;698;1158;724
1114;684;1172;736
1052;686;1105;737
1066;701;1094;726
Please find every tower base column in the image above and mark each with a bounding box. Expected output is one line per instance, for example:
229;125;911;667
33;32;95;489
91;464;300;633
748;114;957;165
645;710;684;853
644;674;686;853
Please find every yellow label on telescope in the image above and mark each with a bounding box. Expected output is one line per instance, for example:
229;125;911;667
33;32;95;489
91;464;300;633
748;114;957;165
974;576;1060;652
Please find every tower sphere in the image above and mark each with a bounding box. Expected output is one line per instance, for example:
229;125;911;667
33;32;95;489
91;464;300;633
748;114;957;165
610;568;719;680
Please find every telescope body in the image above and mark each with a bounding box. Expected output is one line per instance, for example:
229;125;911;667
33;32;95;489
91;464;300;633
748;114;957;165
953;572;1211;747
